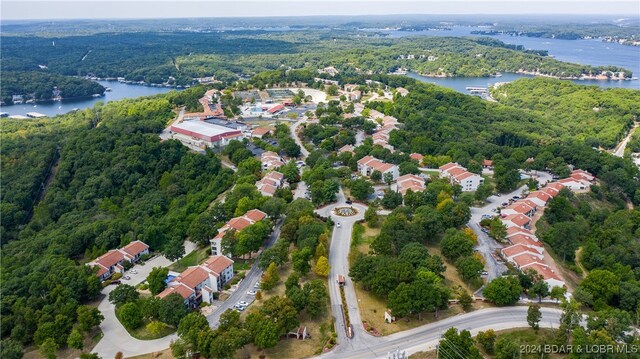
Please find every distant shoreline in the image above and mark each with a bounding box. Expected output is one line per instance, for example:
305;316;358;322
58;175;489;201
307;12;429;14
416;71;636;82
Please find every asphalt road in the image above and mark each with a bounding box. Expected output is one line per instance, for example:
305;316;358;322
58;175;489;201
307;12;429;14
469;170;555;288
315;189;381;353
290;118;310;158
207;218;284;327
317;306;563;359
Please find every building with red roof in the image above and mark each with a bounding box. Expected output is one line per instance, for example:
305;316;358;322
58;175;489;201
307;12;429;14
88;240;150;281
502;244;544;264
439;162;484;192
501;214;531;229
171;120;244;149
507;234;544;253
409;153;424;162
397;174;426;195
157;255;234;308
211;209;268;256
521;262;565;288
357;156;399;180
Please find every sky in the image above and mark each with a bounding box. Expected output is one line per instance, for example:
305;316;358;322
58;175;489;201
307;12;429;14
2;0;639;20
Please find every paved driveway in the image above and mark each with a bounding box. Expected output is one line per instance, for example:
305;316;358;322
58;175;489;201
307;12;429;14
92;241;196;358
315;188;381;353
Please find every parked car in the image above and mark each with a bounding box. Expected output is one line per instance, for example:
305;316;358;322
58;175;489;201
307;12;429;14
110;280;121;285
345;198;352;205
512;195;520;199
254;282;261;289
238;301;249;307
481;271;489;276
234;305;246;311
129;269;138;274
123;275;131;280
501;202;509;206
247;290;257;296
336;222;341;228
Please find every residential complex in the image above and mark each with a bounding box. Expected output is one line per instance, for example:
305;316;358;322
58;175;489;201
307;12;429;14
439;162;484;192
210;209;268;256
396;174;426;195
357;155;399;180
256;171;287;197
261;151;286;171
157;255;234;308
89;240;149;281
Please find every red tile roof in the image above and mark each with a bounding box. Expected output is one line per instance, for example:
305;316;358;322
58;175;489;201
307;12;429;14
245;209;267;223
203;255;234;275
94;250;128;269
527;191;552;203
158;283;195;300
227;217;253;231
251;127;272;136
122;240;149;257
268;104;285;114
409;153;424;161
508;234;543;250
503;214;531;227
175;267;210;289
502;244;542;258
482;159;493;166
447;167;467;177
507;226;535;238
439;162;460;171
523;262;562;282
512;253;544;268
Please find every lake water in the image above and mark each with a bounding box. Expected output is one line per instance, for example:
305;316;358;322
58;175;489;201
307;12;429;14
0;81;176;118
2;26;637;117
377;26;640;91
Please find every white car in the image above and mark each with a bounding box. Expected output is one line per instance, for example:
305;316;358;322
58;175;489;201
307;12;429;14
129;269;138;274
247;290;257;296
238;301;249;307
336;222;341;228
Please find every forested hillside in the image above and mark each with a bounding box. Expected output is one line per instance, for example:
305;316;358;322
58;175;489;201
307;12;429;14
1;31;631;87
491;78;640;148
1;71;105;104
0;96;234;348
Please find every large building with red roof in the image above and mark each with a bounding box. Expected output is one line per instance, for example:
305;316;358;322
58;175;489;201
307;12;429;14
439;162;484;192
88;240;149;281
357;156;399;180
210;209;268;256
157;255;234;308
170;120;244;149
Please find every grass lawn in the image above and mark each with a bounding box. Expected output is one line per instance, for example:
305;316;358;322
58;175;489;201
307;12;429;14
169;246;210;272
421;169;440;178
426;245;479;294
349;222;380;264
234;258;255;271
115;308;176;340
128;349;175;359
353;282;489;336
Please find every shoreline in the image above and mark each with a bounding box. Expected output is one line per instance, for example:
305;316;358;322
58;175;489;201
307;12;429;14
415;71;636;82
2;93;106;107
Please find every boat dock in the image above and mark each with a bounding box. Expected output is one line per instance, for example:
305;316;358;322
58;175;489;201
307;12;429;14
26;112;48;118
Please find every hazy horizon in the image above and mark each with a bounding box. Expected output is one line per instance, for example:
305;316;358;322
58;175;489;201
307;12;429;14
2;1;639;21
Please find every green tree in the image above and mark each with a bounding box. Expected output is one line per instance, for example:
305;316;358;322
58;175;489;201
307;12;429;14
76;305;104;333
39;338;58;359
0;340;23;359
292;247;312;275
118;302;143;330
350;178;374;201
177;312;209;349
370;170;382;182
261;262;280;290
381;191;403;209
474;181;494;202
527;304;542;331
495;335;519;359
67;329;84;350
458;291;473;312
438;327;482;359
163;238;185;261
108;284;139;307
476;329;496;354
483;276;522;306
578;269;620;307
455;256;484;282
260;197;286;218
364;205;379;227
530;279;550;303
147;267;169;295
550;286;567;302
383;172;394;186
440;229;474;261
